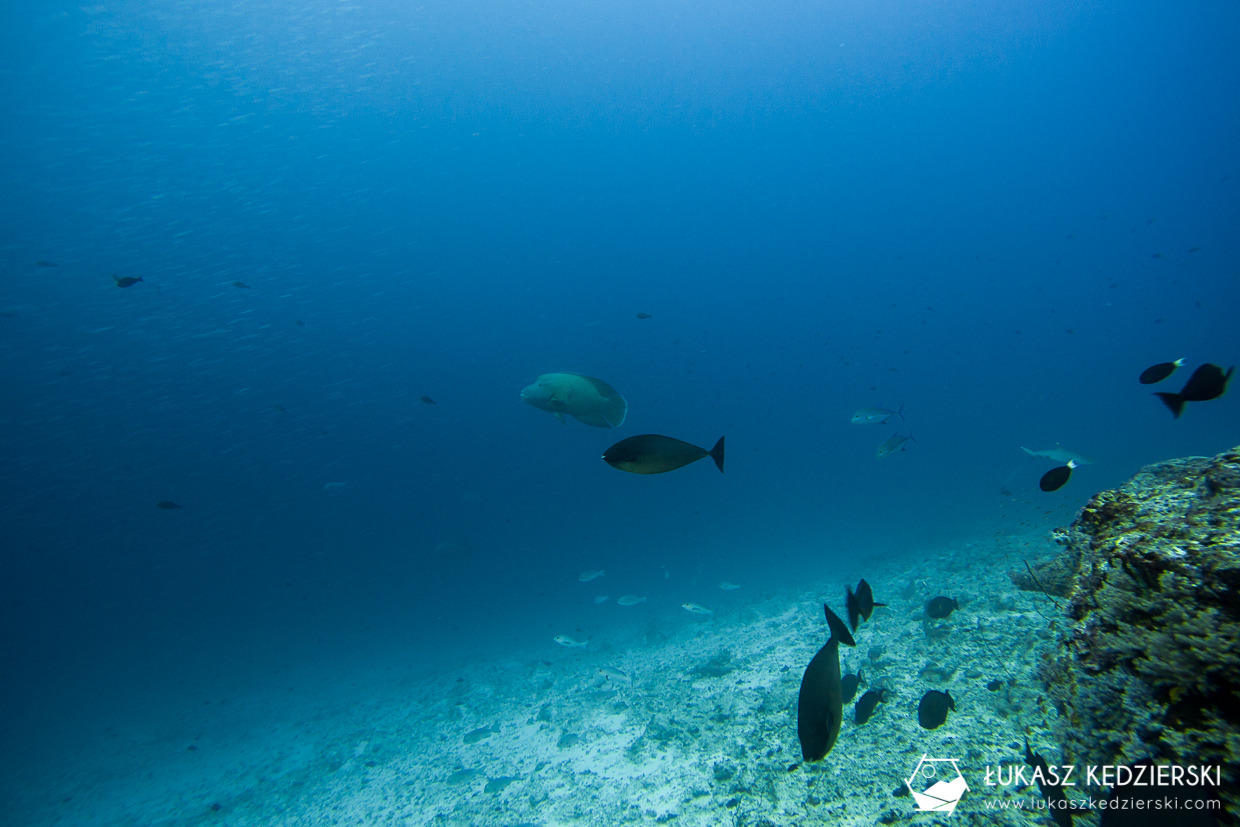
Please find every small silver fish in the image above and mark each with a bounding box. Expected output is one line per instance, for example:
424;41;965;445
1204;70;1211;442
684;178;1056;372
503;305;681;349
593;595;609;604
554;635;588;648
719;581;741;591
579;570;605;582
682;602;714;615
617;595;647;606
877;432;916;459
851;405;904;425
598;666;631;684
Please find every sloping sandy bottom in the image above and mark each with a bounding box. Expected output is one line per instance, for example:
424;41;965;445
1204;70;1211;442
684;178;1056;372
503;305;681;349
7;531;1068;826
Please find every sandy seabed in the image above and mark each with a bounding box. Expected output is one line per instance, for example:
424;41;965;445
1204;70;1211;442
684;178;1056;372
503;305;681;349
7;531;1068;826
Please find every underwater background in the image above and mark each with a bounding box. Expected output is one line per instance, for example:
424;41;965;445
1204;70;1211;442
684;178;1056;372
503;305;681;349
1;0;1236;824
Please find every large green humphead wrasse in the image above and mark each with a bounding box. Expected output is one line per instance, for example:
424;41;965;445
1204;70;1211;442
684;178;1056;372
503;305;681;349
520;372;628;428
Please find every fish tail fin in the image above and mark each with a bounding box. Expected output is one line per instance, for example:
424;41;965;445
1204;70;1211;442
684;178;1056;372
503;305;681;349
823;604;856;647
601;394;628;428
137;276;144;282
1154;392;1185;418
897;404;905;421
709;436;725;473
873;601;888;608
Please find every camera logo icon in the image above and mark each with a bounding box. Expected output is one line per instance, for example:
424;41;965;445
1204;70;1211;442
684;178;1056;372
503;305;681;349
905;755;969;815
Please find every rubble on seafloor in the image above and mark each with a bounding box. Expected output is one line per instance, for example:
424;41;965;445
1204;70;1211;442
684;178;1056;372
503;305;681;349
1020;444;1240;815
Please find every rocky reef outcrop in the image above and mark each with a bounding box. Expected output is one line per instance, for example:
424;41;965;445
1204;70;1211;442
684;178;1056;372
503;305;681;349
1033;445;1240;812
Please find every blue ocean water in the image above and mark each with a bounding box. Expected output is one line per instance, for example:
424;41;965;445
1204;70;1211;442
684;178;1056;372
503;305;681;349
1;0;1236;823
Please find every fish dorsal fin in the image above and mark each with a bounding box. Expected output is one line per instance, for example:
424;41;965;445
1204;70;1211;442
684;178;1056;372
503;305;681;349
579;375;621;399
554;412;567;424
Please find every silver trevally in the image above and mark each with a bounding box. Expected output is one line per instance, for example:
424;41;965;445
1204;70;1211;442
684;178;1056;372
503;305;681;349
877;433;916;459
521;372;627;428
554;635;588;648
594;595;609;604
1021;446;1093;465
579;569;605;582
851;405;904;425
682;602;714;615
598;666;631;684
719;581;741;591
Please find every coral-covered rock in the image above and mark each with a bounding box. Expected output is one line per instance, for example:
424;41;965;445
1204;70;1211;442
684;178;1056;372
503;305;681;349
1038;445;1239;812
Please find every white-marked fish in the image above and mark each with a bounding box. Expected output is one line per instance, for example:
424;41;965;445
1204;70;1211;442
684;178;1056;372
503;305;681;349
593;595;609;604
598;667;631;684
554;635;588;648
1021;445;1093;465
876;432;915;459
719;581;741;591
851;405;903;425
617;595;647;606
682;603;714;615
579;570;605;582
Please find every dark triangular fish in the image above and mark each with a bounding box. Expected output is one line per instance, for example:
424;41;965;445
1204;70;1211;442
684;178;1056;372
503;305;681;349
1040;461;1076;492
1154;363;1234;418
854;688;888;725
420;396;436;405
603;435;724;475
796;604;856;763
1099;758;1221;827
156;501;182;509
917;689;954;729
840;670;863;704
113;275;144;288
846;578;888;632
925;596;958;619
232;281;250;288
1025;740;1073;827
1138;358;1183;384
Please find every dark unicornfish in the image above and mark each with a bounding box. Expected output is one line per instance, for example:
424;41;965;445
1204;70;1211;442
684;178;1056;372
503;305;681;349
925;596;958;619
1025;739;1073;827
1154;363;1234;418
796;604;856;763
854;688;888;725
1138;358;1184;384
113;275;143;287
846;578;887;632
1040;460;1077;492
917;690;954;729
603;435;724;475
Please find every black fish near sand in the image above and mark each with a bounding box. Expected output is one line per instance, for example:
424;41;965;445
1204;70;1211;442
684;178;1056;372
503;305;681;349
1153;363;1234;418
1025;740;1074;827
917;690;954;729
1138;358;1184;384
603;435;724;475
925;596;958;619
420;396;436;405
796;605;856;763
845;578;886;632
854;688;888;725
156;501;181;509
113;275;143;288
1040;460;1077;492
840;671;863;704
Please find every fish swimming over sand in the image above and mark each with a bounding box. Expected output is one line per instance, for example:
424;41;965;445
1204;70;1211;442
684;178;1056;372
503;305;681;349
617;595;647;606
682;603;713;615
579;570;605;582
554;635;588;648
796;604;856;763
719;581;741;590
603;434;724;475
598;666;631;684
854;688;888;725
851;405;903;425
840;671;863;704
521;372;627;428
1021;446;1093;465
925;596;958;619
917;690;955;729
876;433;915;459
1153;363;1234;418
845;578;886;632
